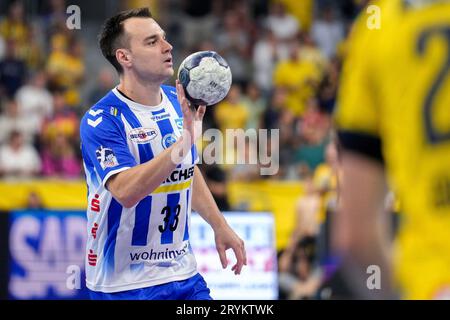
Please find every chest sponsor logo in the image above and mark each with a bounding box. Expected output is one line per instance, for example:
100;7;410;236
129;128;158;144
164;166;195;183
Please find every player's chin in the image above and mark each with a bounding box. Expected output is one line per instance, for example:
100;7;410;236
164;67;174;78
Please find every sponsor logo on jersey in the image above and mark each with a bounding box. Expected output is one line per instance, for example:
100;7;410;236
163;166;195;183
175;118;183;131
151;113;170;121
162;133;177;149
88;249;97;266
90;194;100;212
129;128;158;144
129;243;188;263
96;146;119;169
91;223;99;239
110;106;118;116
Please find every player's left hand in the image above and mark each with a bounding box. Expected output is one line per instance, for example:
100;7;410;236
214;224;247;275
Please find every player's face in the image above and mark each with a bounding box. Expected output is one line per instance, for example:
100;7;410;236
123;18;173;82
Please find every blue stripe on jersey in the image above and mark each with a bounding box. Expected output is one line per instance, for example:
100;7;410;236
116;101;154;163
152;108;165;115
183;190;190;241
162;86;182;118
131;196;152;246
191;146;197;165
103;198;123;272
161;87;198;164
161;193;181;244
153;114;174;145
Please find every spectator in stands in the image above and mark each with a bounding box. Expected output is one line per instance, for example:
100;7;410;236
252;28;278;96
88;67;116;106
0;39;26;98
41;0;68;36
180;0;219;49
215;11;251;86
0;99;36;145
41;134;81;178
40;88;79;154
0;130;41;179
299;32;328;77
278;236;322;299
240;82;266;130
293;99;331;176
311;7;345;59
214;85;249;172
214;84;249;133
0;1;30;61
15;70;53;135
23;24;45;71
264;2;300;48
273;38;322;116
314;138;339;281
64;37;85;107
279;175;322;286
262;87;296;178
294;177;321;240
46;36;85;107
278;0;314;32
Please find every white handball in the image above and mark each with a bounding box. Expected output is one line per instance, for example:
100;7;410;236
177;51;232;106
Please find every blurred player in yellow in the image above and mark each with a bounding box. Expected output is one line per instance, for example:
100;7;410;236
334;0;450;299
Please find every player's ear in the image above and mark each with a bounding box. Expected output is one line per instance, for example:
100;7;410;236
116;48;132;69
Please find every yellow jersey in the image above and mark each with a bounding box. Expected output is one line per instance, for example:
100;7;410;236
273;58;322;116
335;0;450;299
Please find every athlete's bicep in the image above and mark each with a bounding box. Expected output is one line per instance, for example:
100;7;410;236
80;111;136;188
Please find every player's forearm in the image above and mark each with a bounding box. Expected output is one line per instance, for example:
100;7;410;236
107;135;192;208
337;217;393;299
192;166;227;231
333;151;393;299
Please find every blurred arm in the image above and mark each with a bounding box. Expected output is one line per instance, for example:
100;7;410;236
332;150;394;299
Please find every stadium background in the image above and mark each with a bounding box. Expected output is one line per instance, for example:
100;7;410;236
0;0;368;299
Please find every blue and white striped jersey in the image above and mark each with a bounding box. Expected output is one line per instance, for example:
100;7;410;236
80;85;199;293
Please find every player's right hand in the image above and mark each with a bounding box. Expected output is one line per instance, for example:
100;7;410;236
176;80;206;145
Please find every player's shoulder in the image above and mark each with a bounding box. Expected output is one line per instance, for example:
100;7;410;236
80;91;124;133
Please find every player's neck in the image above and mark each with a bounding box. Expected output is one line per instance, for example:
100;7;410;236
117;75;162;106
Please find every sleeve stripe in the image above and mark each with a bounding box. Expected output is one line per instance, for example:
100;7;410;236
337;130;384;163
103;167;132;189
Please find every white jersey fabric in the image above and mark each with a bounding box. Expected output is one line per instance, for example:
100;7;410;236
80;85;198;293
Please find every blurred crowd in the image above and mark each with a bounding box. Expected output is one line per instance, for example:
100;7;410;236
0;0;370;299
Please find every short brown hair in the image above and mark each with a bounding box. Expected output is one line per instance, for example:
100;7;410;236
98;8;152;74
